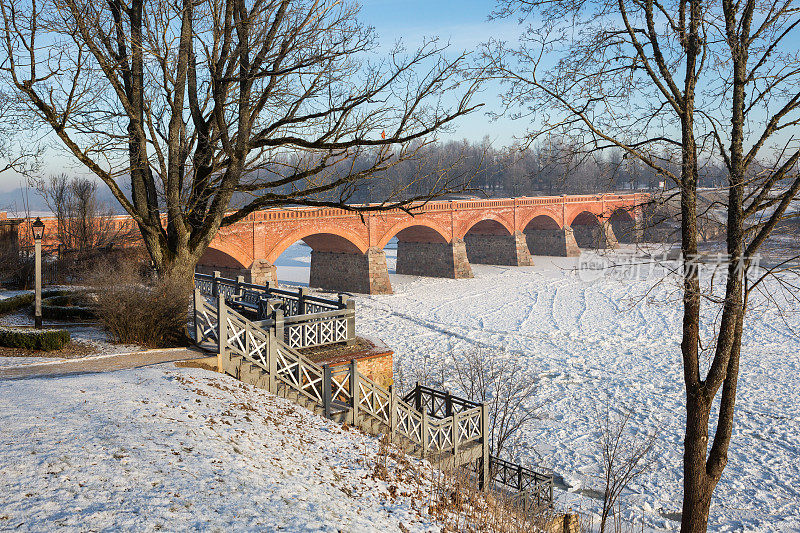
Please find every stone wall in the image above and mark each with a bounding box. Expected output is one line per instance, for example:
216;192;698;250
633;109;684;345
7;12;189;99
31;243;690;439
525;228;581;257
571;223;619;249
464;231;533;266
248;260;277;285
309;248;392;294
396;240;473;278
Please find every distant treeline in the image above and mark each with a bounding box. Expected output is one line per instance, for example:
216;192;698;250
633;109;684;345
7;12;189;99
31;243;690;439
2;138;740;217
239;137;733;207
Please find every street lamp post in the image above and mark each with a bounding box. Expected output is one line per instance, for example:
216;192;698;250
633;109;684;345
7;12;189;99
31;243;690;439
31;217;45;329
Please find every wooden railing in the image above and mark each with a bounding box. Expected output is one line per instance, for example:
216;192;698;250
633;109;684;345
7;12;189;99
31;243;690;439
404;383;554;514
192;291;554;514
194;272;355;349
488;456;554;514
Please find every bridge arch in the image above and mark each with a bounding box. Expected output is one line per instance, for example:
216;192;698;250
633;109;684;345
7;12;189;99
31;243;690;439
568;210;617;248
568;210;601;228
609;207;637;243
266;225;368;264
376;218;451;249
522;214;562;231
199;242;251;269
457;213;514;239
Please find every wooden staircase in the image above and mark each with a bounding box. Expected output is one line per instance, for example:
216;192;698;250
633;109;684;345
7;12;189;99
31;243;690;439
197;291;554;513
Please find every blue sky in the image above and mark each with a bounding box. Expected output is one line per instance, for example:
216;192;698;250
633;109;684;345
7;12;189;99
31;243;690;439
0;1;514;193
358;0;517;140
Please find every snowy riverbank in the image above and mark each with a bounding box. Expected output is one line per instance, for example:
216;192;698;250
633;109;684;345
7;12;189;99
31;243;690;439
349;250;800;531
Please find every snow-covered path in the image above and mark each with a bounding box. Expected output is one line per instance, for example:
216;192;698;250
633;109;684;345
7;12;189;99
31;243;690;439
351;254;800;532
0;367;444;532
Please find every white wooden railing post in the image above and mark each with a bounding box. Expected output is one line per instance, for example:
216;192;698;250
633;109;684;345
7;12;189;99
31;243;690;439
349;359;359;426
421;410;429;460
217;295;227;372
193;288;202;342
344;297;356;345
267;328;277;394
244;319;250;361
273;308;284;345
212;270;221;298
322;364;332;419
236;275;245;299
452;411;460;458
389;384;397;444
480;403;490;491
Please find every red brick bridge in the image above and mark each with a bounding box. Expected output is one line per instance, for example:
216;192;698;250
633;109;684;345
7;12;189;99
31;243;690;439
199;193;646;294
9;193;645;294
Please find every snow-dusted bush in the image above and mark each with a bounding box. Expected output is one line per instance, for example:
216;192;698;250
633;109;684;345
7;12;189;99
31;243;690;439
92;263;190;347
0;326;70;350
0;293;34;314
40;293;97;320
0;289;70;315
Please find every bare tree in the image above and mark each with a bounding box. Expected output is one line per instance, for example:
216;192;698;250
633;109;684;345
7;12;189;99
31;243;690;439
444;348;543;461
0;0;481;283
37;174;124;253
0;90;39;178
595;403;657;533
488;1;800;530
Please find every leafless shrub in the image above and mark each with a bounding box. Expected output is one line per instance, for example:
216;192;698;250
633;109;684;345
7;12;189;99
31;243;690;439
371;440;559;533
0;240;32;288
91;261;190;348
445;348;544;461
595;403;658;533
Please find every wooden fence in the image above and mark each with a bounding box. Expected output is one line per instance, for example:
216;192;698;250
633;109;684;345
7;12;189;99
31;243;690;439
194;272;355;349
193;291;555;514
404;384;554;510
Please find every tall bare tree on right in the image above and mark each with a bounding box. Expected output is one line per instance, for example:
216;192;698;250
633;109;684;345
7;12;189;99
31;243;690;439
488;0;800;530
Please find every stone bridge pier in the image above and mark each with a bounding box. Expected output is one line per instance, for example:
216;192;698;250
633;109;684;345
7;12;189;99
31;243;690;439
310;248;392;294
463;220;533;266
394;226;473;279
571;212;619;249
523;215;581;257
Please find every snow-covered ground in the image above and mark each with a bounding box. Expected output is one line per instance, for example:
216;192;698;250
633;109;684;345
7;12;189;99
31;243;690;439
274;242;800;531
0;356;59;367
345;249;800;532
0;366;447;532
2;242;797;531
